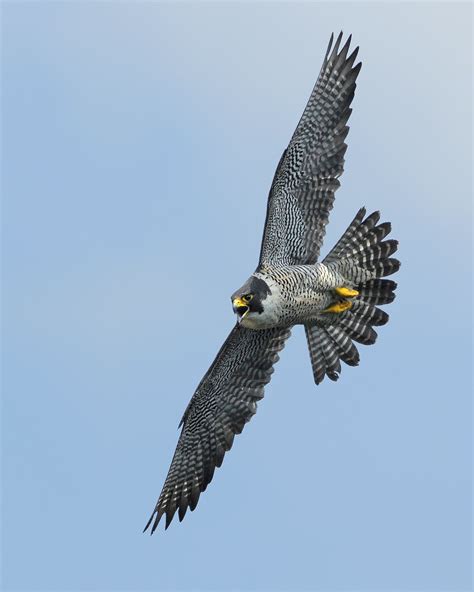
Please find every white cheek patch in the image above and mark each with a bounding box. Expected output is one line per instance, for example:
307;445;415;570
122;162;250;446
241;312;265;330
242;294;281;329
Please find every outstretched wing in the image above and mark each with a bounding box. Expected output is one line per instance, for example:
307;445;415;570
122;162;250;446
144;325;291;533
258;32;361;268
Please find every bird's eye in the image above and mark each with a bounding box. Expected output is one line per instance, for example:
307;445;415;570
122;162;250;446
243;294;253;303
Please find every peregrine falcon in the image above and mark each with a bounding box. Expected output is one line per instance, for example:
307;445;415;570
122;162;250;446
144;33;400;533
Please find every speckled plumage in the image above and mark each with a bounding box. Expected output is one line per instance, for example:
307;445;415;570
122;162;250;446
144;33;400;533
241;264;350;329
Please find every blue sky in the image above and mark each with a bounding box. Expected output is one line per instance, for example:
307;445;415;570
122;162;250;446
2;2;472;591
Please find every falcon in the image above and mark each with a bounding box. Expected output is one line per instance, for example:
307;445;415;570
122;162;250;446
144;33;400;533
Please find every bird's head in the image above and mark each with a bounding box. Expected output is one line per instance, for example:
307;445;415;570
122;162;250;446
231;276;271;325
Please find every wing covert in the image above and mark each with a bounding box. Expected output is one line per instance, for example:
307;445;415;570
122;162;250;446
258;32;361;268
144;324;291;532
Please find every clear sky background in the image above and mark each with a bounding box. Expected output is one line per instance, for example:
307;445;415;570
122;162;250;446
2;2;472;591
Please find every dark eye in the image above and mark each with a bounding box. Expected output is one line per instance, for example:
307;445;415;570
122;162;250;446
243;294;253;303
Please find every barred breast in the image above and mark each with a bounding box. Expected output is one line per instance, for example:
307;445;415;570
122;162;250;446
241;264;345;329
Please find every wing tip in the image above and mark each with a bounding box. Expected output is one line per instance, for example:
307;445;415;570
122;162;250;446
143;506;167;535
327;32;359;59
143;513;157;535
143;515;153;534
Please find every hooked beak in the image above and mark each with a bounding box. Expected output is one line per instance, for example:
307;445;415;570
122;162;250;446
233;297;249;323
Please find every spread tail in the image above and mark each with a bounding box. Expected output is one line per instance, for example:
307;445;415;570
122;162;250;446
306;208;400;384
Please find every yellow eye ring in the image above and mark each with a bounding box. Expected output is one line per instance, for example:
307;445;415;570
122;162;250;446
243;294;253;303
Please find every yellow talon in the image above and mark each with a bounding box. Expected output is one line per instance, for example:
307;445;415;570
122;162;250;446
335;286;359;298
323;300;353;314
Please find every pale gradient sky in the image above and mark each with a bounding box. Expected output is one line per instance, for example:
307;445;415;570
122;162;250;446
2;2;472;591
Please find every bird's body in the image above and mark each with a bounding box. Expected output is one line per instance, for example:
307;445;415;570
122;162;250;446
144;33;400;533
237;264;355;329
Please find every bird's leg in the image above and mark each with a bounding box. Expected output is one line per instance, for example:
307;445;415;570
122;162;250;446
322;286;359;314
323;300;353;314
334;286;359;298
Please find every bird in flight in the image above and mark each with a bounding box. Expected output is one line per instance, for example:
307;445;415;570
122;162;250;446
144;32;400;533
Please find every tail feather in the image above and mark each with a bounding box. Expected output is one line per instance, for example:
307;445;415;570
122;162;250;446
305;209;399;385
350;299;389;325
323;221;398;265
355;239;398;267
359;279;397;305
324;207;366;262
334;221;390;261
306;324;344;383
326;325;360;366
354;222;391;250
324;209;383;264
320;330;342;381
366;257;400;278
305;324;329;384
343;313;377;345
306;320;364;384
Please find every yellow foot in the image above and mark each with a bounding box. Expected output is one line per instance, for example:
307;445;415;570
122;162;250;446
323;300;353;314
335;286;359;298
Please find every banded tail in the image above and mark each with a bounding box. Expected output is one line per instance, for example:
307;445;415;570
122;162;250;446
306;208;400;384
